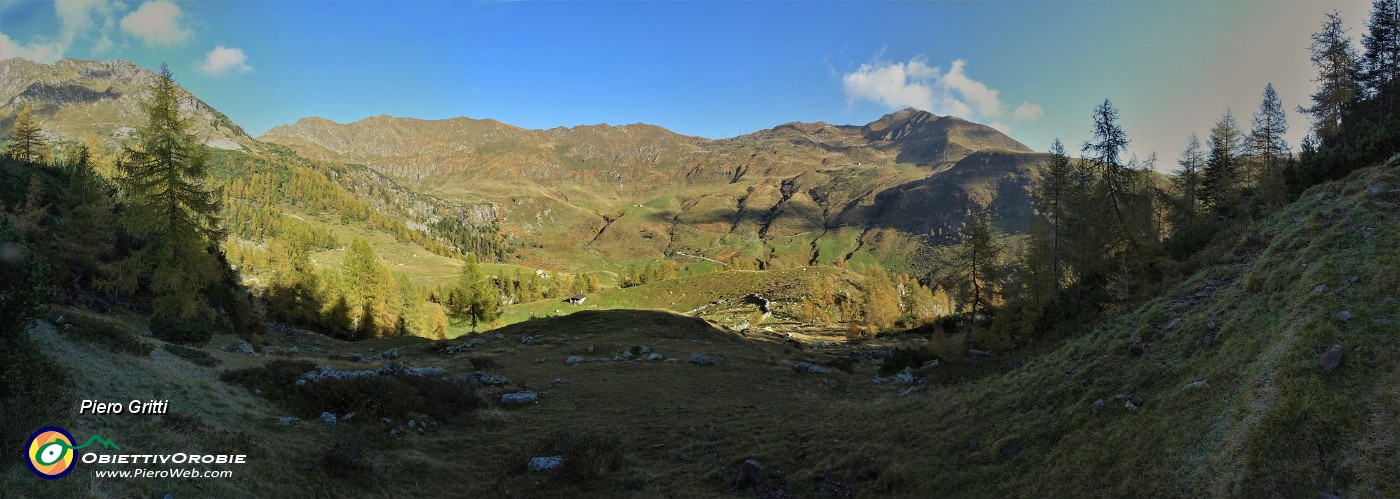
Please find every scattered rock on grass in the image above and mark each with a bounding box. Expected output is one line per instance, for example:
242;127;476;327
501;391;538;405
792;362;829;374
735;459;764;489
565;355;584;366
228;341;256;356
1090;399;1106;413
1338;310;1354;321
646;353;664;361
689;353;716;366
895;367;917;385
1183;380;1208;390
528;455;563;472
320;412;337;425
276;416;299;426
1321;344;1344;371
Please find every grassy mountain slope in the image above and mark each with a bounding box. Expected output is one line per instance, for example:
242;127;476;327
883;157;1400;496
261;109;1050;272
0;58;254;150
9;149;1394;498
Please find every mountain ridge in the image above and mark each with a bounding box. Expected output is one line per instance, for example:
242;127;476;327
0;57;256;150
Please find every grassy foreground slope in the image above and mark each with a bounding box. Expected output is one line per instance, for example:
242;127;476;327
888;158;1400;496
4;160;1395;498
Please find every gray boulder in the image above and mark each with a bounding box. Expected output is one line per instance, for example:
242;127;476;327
565;355;584;365
229;340;256;356
501;391;538;405
320;412;337;425
895;367;917;385
528;455;563;471
792;362;829;374
646;353;664;361
689;353;716;366
276;416;299;426
1321;344;1344;371
1183;380;1208;390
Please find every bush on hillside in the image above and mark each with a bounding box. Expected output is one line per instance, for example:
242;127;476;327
150;313;213;346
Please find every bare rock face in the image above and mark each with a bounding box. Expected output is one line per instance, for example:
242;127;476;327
1321;344;1344;371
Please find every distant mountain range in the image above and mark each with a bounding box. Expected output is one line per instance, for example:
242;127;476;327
1;57;1051;272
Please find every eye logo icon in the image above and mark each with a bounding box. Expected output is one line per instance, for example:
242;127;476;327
26;426;76;479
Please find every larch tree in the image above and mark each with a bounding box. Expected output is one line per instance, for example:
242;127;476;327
1300;11;1362;146
953;209;1003;320
115;64;225;320
1249;84;1290;204
6;105;49;166
447;254;500;333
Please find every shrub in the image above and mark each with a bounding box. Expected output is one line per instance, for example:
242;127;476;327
821;356;859;374
0;336;70;456
65;314;152;356
518;431;626;486
221;360;485;421
468;356;502;371
220;360;317;400
163;344;221;367
879;347;938;376
149;314;213;346
323;438;374;478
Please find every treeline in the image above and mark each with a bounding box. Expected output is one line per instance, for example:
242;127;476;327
619;260;678;287
940;1;1400;351
797;266;953;337
489;269;602;305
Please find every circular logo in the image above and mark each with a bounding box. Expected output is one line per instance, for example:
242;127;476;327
26;426;76;480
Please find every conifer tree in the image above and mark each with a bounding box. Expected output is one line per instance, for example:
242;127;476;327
5;105;48;166
1032;139;1072;293
1249;84;1290;204
115;64;225;319
340;238;400;338
447;254;500;333
1201;110;1245;213
1361;0;1400;111
1301;12;1362;145
1174;133;1206;221
953;210;1003;320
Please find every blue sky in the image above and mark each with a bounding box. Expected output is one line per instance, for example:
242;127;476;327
0;0;1378;168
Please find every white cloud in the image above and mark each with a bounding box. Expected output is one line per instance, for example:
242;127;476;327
841;57;942;114
199;45;251;76
0;32;65;63
55;0;118;53
1013;102;1043;122
842;56;1038;133
120;0;190;46
942;59;1001;117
